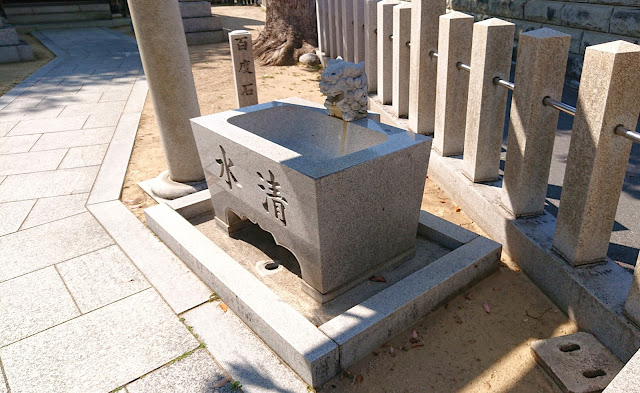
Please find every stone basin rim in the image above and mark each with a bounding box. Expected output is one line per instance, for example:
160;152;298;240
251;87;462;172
189;99;430;179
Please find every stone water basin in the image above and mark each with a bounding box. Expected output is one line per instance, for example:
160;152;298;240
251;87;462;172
190;98;432;302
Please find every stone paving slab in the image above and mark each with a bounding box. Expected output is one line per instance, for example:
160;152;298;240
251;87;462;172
57;245;150;313
0;368;7;393
89;201;212;314
31;126;114;151
183;302;308;393
2;97;45;110
0;289;200;393
0;106;64;122
0;121;17;137
21;193;88;229
58;100;125;117
126;349;233;393
83;111;121;128
7;115;87;136
0;266;80;347
0;165;99;202
0;134;40;155
0;149;67;176
37;93;103;108
59;144;108;169
0;199;35;236
0;212;113;282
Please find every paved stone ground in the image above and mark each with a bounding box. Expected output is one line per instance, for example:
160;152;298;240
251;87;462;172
0;28;308;393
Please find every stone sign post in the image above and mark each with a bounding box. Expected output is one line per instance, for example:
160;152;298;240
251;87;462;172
229;30;258;108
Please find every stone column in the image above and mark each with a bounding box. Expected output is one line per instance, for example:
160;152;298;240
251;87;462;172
229;30;258;108
365;0;381;92
334;0;344;57
342;0;355;62
407;0;445;135
392;3;411;117
501;28;570;218
552;41;640;266
353;0;366;63
377;0;398;104
129;0;205;199
433;12;473;156
327;0;336;58
462;18;514;183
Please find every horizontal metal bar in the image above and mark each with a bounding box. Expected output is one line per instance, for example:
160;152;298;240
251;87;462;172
389;34;393;40
493;77;514;91
543;96;576;116
429;51;438;59
406;41;411;48
456;62;471;72
615;125;640;144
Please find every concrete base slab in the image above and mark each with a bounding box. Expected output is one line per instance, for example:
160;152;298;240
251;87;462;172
143;194;501;387
531;332;623;393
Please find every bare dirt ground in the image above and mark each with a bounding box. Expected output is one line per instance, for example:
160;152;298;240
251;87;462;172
117;6;577;392
0;33;55;96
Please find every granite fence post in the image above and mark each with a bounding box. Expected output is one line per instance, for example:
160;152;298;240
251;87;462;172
552;41;640;266
354;0;366;63
316;0;326;54
328;0;336;58
433;11;473;157
128;0;204;186
342;0;355;62
335;0;343;57
501;28;570;218
407;0;446;135
624;254;640;326
377;0;398;104
229;30;258;108
392;2;411;117
365;0;381;92
462;18;514;183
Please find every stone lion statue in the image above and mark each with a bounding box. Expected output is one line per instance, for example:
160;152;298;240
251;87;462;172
319;58;368;122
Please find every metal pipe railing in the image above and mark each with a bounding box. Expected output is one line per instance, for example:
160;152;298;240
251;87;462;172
542;96;576;116
493;77;514;91
615;125;640;144
456;62;471;72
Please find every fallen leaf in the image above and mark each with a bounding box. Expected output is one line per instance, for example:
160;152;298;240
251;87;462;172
411;342;425;348
492;287;500;292
130;204;142;210
402;346;409;352
219;302;229;313
369;276;387;283
389;346;394;354
523;318;529;322
213;377;231;388
342;371;354;380
411;329;418;339
455;206;461;212
482;302;491;314
355;375;363;384
464;292;472;300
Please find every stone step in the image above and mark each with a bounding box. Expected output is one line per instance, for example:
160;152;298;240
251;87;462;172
0;40;34;63
14;17;131;33
4;3;110;15
182;15;221;33
186;30;225;46
7;11;112;25
179;1;212;18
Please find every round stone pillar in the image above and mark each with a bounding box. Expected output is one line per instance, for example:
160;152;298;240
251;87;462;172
129;0;205;199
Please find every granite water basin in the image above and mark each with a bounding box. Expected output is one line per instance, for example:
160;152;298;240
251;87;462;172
190;98;432;302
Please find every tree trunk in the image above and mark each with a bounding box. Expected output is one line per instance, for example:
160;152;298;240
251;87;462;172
254;0;318;66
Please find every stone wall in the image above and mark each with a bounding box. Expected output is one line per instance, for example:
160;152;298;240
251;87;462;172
448;0;640;85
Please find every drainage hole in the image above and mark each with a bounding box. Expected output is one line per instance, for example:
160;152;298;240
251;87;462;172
264;262;280;270
583;369;607;379
559;343;581;352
